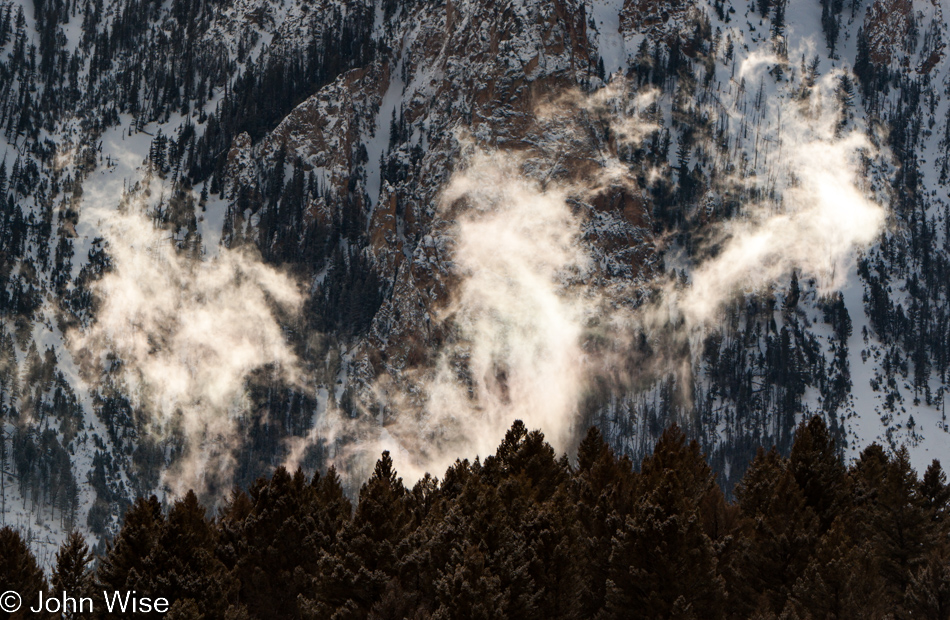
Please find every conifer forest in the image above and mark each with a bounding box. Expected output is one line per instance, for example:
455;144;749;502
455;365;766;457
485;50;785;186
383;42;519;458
1;0;950;615
4;417;950;618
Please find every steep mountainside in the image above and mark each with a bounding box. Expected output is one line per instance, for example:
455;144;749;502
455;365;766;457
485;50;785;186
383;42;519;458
0;0;948;553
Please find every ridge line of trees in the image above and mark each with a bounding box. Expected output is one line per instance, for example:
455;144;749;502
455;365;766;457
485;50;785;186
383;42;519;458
3;415;950;618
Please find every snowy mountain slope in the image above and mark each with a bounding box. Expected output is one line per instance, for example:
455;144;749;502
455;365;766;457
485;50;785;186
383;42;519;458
2;0;950;556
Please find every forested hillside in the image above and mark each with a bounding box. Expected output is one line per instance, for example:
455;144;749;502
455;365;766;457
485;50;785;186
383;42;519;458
4;417;950;619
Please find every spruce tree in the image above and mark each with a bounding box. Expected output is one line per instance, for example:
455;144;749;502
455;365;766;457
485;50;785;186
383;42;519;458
919;460;950;524
140;490;235;617
788;416;846;531
905;547;950;620
731;448;818;615
604;426;725;619
94;495;164;617
873;447;930;605
52;531;94;620
306;452;409;617
789;517;886;617
0;526;49;620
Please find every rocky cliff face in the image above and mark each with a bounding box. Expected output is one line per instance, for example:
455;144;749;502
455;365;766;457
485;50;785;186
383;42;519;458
863;0;914;66
214;0;658;467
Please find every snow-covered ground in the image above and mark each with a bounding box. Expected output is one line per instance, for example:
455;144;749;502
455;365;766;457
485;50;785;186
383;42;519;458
5;0;950;560
589;0;627;77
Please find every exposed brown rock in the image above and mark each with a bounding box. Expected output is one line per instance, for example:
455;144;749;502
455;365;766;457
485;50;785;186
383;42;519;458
621;0;691;43
864;0;913;66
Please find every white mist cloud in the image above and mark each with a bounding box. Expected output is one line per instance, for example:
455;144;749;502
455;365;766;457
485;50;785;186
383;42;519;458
424;151;591;461
737;49;784;82
668;71;886;328
69;200;303;495
330;149;597;482
341;69;887;482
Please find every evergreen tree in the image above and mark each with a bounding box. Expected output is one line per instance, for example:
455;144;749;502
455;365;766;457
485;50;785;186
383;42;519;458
94;495;164;617
139;490;235;617
304;452;410;617
789;517;886;618
221;467;349;619
604;426;725;619
67;423;950;618
919;459;950;524
0;526;49;620
906;546;950;620
873;447;930;606
52;532;95;620
731;447;818;616
788;416;846;531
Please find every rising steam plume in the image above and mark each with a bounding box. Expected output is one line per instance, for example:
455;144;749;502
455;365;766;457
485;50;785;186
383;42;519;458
381;150;594;481
67;67;888;495
664;72;886;329
336;69;888;482
69;194;304;496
